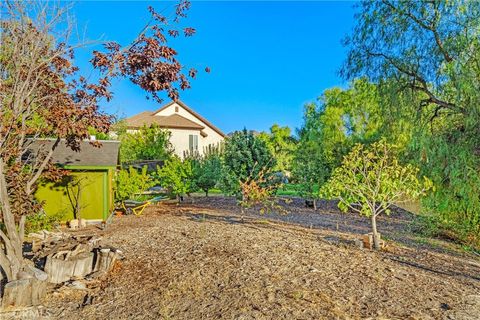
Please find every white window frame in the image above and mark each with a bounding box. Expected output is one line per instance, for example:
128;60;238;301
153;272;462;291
189;134;198;152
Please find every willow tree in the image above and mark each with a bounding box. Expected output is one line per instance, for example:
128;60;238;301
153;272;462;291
258;124;296;174
343;0;480;240
0;0;199;283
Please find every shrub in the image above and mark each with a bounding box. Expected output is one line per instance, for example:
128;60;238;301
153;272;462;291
238;169;287;214
25;211;63;234
192;146;223;196
115;166;154;202
222;129;276;196
156;156;196;200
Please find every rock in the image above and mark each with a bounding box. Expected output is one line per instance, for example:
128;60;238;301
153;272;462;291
354;239;364;249
1;278;47;308
308;266;319;273
68;280;87;290
78;218;87;228
69;219;79;230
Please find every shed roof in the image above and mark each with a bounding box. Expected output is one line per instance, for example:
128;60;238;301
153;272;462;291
27;139;120;167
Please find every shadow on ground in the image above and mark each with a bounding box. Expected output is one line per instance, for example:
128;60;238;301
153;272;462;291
181;196;480;284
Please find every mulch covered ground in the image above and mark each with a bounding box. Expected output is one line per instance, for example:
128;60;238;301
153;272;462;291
43;197;480;319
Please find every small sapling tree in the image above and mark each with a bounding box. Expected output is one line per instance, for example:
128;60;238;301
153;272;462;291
320;140;432;250
115;166;154;202
65;174;93;221
193;145;223;197
238;167;286;215
156;156;196;201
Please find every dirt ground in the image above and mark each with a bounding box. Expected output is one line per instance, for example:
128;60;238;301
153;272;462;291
43;197;480;320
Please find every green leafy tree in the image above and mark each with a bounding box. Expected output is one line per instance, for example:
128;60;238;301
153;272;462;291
321;141;431;250
192;145;223;197
313;78;386;168
119;124;173;163
292;104;329;209
293;141;327;210
222;129;276;197
292;79;387;203
344;0;480;243
115;166;154;202
156;156;196;200
258;124;296;173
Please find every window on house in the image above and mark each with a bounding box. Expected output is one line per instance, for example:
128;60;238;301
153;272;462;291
189;134;198;152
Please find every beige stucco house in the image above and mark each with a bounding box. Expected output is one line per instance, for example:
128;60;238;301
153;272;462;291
125;100;225;157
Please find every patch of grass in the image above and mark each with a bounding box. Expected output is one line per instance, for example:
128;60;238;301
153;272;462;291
276;184;321;197
290;290;304;300
276;184;301;196
190;189;224;197
412;214;480;252
208;188;223;195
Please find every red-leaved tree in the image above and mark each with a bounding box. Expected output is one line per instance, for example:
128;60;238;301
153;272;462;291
0;0;199;283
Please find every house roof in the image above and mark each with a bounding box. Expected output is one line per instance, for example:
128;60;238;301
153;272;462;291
155;100;226;137
126;100;225;137
126;112;205;130
27;139;120;167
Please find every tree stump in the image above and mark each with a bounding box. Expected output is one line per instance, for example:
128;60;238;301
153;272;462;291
1;278;46;308
93;248;118;274
44;252;94;284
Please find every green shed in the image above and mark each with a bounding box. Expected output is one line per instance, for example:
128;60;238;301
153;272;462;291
33;139;120;222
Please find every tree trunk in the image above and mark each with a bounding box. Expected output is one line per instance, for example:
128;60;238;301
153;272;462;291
371;214;380;250
205;189;208;197
0;159;26;282
313;199;317;211
76;184;82;220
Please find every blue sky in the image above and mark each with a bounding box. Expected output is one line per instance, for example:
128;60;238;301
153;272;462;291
72;1;356;134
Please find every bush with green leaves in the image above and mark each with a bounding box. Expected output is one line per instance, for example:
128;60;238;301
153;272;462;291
156;156;196;200
25;211;63;234
191;145;223;197
115;166;154;202
320;140;432;249
222;129;276;196
119;124;173;163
